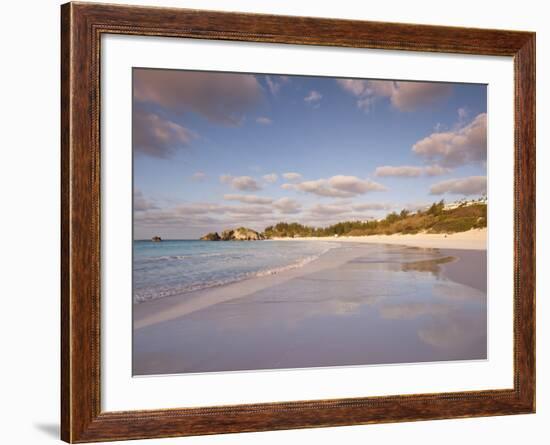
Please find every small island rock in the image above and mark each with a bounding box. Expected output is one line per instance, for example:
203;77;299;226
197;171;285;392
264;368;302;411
151;236;162;242
200;232;221;241
200;227;264;241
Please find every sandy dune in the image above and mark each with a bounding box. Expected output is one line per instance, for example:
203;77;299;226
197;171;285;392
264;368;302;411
274;228;486;251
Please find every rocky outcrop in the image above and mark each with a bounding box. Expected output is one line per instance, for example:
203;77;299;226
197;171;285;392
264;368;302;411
200;232;221;241
151;236;162;242
220;229;234;241
231;227;264;240
200;227;264;241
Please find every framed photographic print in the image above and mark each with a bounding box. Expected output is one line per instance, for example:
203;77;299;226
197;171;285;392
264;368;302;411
61;2;535;442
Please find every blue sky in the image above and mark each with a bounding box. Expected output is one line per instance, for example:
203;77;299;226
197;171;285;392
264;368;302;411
133;69;487;239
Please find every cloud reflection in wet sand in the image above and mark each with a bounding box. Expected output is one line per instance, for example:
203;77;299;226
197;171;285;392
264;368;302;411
133;244;487;375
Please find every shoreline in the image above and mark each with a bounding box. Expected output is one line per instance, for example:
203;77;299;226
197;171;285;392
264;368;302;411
134;242;350;329
134;232;485;330
134;242;487;374
271;228;486;251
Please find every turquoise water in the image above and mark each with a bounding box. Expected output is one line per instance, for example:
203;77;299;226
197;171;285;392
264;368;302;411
133;239;337;303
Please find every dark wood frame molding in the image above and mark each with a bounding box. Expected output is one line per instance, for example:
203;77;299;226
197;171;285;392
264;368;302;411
61;2;536;442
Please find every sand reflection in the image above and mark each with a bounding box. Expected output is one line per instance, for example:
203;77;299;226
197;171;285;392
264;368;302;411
134;244;487;375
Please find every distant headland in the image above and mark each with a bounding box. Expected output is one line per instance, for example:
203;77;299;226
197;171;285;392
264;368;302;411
199;198;487;241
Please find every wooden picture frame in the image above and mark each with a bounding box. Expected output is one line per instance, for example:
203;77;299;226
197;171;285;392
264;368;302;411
61;2;535;442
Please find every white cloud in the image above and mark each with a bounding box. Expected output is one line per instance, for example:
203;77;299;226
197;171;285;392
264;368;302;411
265;76;279;95
375;165;450;177
457;107;469;121
390;82;453;111
429;176;487;196
281;183;297;190
273;198;302;214
282;179;347;197
336;79;452;112
309;203;351;216
223;194;273;205
134;202;278;238
412;113;487;167
156;202;274;217
262;173;278;183
135;210;221;230
191;171;206;181
133;109;196;158
424;165;452;176
336;79;370;96
265;75;289;95
220;175;262;191
282;172;302;182
352;203;393;211
283;175;387;198
173;203;225;215
304;90;322;103
256;117;272;125
133;189;158;211
329;175;387;194
375;165;424;177
134;69;262;126
434;122;445;132
226;205;273;216
307;203;382;220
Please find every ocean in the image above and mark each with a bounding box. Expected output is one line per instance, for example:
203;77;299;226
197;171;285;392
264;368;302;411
133;239;337;303
133;242;487;374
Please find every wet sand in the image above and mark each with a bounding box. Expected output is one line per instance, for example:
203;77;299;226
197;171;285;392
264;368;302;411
439;249;486;292
133;242;487;375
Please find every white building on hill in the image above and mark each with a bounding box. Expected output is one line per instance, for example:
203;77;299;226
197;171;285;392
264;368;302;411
444;194;487;210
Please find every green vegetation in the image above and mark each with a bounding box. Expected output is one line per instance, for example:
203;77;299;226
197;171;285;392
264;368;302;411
263;200;486;239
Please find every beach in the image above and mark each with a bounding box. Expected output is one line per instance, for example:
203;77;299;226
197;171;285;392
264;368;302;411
133;229;487;375
274;228;487;251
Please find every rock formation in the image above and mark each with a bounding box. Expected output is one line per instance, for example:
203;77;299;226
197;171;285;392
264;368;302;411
220;229;234;241
231;227;264;240
200;232;221;241
200;227;264;241
151;236;162;242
